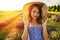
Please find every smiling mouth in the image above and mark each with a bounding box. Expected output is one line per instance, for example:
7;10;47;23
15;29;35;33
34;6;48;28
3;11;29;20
34;16;38;17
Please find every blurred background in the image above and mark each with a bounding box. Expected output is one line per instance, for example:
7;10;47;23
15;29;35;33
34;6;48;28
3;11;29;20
0;0;60;40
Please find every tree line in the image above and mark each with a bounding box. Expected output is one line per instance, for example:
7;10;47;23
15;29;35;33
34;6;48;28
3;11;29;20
48;5;60;12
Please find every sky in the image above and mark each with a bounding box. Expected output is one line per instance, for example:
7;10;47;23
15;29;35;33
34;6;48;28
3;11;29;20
0;0;60;11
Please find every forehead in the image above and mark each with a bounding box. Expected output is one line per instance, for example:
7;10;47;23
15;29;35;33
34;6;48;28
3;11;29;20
31;7;40;11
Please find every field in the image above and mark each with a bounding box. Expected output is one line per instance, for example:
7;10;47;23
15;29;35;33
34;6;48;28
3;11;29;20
0;11;60;40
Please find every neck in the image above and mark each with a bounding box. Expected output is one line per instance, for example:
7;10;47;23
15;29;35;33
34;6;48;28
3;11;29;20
32;19;37;23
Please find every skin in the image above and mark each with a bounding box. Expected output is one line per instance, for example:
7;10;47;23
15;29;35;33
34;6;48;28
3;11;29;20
22;6;49;40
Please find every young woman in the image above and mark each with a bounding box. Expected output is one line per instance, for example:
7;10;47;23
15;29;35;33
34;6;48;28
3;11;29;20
22;2;49;40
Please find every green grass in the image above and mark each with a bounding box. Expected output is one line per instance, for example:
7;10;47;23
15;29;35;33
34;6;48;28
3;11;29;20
47;18;60;40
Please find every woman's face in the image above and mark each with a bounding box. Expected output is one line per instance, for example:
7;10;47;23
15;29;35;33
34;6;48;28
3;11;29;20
31;7;40;20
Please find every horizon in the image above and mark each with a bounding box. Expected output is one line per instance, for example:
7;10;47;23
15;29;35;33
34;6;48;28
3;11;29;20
0;0;60;11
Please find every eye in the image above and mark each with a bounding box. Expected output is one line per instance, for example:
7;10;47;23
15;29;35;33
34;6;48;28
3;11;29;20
33;10;36;13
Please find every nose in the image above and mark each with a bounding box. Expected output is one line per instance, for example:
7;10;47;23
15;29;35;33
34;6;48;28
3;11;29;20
34;12;39;16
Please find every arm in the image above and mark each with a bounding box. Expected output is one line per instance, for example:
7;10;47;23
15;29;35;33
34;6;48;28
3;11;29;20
42;19;49;40
22;14;29;40
22;23;29;40
42;24;49;40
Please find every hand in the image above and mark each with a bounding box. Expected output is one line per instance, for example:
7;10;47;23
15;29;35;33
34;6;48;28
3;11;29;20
42;18;48;26
23;14;30;25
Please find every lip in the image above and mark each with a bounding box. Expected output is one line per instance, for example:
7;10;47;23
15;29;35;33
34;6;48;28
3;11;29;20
34;16;38;17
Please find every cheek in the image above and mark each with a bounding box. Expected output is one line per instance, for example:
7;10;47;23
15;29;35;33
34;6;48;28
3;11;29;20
37;14;40;17
31;12;34;17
